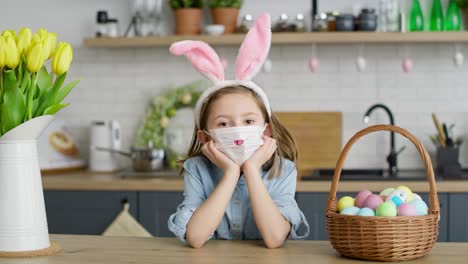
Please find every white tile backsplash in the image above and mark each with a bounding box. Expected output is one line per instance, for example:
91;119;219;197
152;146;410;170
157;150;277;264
58;43;468;171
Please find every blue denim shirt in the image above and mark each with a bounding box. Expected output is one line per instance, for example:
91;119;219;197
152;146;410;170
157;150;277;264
167;156;310;242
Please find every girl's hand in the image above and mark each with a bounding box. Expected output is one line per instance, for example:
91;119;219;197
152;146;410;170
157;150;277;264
201;140;240;176
243;136;277;173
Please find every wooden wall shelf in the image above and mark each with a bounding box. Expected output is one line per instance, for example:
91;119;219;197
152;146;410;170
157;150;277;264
83;32;468;48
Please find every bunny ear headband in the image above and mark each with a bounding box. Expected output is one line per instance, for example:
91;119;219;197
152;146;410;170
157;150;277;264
169;13;272;129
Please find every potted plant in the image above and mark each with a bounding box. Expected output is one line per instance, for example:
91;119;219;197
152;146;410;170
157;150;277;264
210;0;243;34
457;0;468;29
170;0;204;35
0;27;78;254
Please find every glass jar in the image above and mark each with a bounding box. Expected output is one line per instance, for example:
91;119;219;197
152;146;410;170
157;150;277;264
313;13;328;31
326;11;340;31
358;8;378;31
378;0;400;32
273;14;290;32
107;18;120;37
295;13;306;32
237;14;253;33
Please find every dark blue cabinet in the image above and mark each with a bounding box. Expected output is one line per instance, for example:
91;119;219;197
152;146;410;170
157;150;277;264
420;193;448;242
44;191;137;235
139;191;184;237
295;192;355;240
448;193;468;242
43;190;452;242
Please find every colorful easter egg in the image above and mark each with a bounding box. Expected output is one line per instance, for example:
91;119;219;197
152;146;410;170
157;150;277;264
376;202;397;217
410;199;428;216
397;186;414;201
386;190;409;207
355;190;373;208
363;194;384;211
263;58;272;73
402;57;413;73
357;207;375;216
397;203;418;216
412;193;422;201
454;51;464;68
308;57;319;73
340;206;360;215
356;56;366;72
337;196;355;212
380;188;396;196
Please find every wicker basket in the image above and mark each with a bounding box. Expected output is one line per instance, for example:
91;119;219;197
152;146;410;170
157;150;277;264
326;125;440;262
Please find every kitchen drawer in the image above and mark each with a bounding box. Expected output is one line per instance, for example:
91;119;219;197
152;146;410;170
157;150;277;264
44;191;137;235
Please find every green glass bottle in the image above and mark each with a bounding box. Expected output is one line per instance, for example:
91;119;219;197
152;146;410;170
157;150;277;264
445;0;462;31
410;0;424;31
430;0;444;31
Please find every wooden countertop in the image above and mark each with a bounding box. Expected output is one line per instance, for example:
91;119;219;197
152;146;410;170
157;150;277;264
41;170;468;193
1;234;467;264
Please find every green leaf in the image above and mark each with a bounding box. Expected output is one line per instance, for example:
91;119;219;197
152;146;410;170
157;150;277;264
15;60;24;89
34;72;73;117
20;72;30;93
3;70;17;93
35;83;42;99
43;103;68;115
37;67;52;92
54;72;67;93
1;84;26;133
32;98;39;116
26;84;37;120
55;79;80;104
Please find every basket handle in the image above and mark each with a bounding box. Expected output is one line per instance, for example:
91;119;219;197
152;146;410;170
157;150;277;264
326;124;440;216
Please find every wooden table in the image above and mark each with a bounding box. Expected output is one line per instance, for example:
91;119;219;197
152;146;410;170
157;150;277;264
0;235;467;263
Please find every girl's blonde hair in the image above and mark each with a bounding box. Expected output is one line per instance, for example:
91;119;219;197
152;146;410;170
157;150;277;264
180;86;298;178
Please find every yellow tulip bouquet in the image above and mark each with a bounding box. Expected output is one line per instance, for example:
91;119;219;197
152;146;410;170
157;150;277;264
0;28;79;137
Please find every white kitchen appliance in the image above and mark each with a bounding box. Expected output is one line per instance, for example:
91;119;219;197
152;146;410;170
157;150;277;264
89;120;122;172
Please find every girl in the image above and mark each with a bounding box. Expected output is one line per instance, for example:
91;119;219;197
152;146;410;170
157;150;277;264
167;13;309;249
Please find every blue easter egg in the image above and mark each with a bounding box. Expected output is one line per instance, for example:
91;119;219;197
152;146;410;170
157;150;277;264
410;199;428;216
390;196;404;207
386;190;409;207
357;207;375;216
340;206;360;215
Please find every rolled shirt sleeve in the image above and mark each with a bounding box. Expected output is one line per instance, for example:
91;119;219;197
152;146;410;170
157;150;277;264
269;161;310;240
167;159;213;243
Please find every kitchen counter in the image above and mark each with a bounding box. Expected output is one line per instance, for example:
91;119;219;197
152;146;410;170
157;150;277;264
41;170;468;192
0;234;467;264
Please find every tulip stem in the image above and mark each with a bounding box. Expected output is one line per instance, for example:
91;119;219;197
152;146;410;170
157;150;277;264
0;68;3;104
26;72;38;120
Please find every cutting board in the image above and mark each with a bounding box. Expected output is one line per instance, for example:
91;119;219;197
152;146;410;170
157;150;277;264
275;112;342;178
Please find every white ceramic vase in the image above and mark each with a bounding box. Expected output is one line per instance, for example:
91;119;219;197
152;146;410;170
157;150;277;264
0;115;54;252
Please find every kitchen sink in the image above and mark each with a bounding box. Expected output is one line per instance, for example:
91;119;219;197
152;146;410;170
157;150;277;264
301;168;446;181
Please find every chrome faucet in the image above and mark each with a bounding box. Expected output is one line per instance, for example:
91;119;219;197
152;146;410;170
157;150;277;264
363;104;405;177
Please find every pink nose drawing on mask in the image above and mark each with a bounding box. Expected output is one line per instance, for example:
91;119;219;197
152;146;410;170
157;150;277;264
234;139;244;146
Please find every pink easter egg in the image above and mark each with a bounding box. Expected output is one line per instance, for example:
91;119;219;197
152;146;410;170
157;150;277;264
355;190;373;208
402;57;413;73
363;194;384;211
308;57;319;73
221;57;228;69
397;203;418;216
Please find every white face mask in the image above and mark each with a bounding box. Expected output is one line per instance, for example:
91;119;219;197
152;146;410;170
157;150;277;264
206;124;267;165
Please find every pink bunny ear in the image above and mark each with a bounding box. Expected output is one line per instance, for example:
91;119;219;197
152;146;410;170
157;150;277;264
169;40;224;83
235;13;272;81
